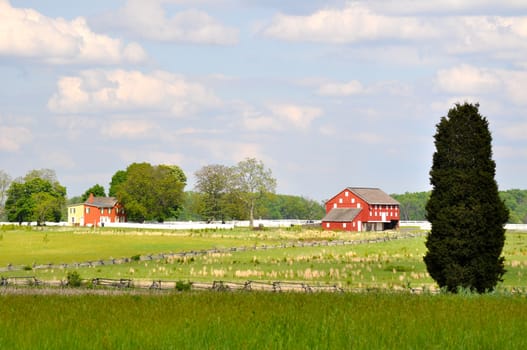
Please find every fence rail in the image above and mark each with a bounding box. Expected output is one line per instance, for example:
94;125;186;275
0;277;422;294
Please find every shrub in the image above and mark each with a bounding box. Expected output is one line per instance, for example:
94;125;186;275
131;254;141;262
175;280;192;292
66;271;82;287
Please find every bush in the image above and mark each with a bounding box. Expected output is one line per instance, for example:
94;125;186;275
175;280;192;292
131;254;141;262
66;271;82;287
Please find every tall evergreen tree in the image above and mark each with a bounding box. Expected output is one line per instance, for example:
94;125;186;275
424;103;509;293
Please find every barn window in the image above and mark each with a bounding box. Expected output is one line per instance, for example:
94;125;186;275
353;222;356;227
352;198;355;204
345;191;349;197
343;223;347;228
339;198;343;204
326;223;330;228
86;207;90;214
357;203;361;208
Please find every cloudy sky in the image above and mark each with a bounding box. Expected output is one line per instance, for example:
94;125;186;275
1;0;526;201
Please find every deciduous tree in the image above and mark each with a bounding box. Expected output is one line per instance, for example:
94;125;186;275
81;184;106;201
231;158;276;227
5;169;66;224
108;170;127;197
116;163;186;222
424;103;509;293
0;170;11;219
194;164;233;221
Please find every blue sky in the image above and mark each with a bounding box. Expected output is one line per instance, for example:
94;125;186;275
1;0;526;201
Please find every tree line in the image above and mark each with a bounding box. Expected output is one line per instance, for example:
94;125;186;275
2;165;525;226
392;189;527;224
0;158;325;225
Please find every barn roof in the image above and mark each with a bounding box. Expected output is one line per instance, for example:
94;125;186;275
347;187;399;205
84;196;118;208
322;208;362;222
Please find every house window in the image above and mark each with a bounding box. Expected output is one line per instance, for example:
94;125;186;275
357;203;361;208
345;191;349;197
108;208;112;215
333;203;337;208
339;198;343;204
86;207;90;214
352;198;355;204
100;208;104;214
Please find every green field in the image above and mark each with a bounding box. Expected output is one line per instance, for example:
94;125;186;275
1;226;527;290
1;292;526;349
2;226;527;349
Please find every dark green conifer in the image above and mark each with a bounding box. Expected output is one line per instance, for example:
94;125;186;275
424;102;509;293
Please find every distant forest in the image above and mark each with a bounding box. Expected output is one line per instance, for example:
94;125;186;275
392;189;527;224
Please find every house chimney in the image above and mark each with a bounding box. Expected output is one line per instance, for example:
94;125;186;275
88;193;94;203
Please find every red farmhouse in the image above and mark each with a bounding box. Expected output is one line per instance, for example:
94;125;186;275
68;193;126;227
322;187;400;232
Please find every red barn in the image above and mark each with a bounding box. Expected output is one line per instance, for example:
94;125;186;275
322;187;400;232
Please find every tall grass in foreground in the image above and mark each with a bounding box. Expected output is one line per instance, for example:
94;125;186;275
1;292;526;349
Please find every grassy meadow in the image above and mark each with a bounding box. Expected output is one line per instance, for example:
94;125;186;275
1;225;527;290
1;292;526;349
2;225;527;349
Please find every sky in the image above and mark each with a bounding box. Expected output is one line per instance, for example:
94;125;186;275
1;0;526;202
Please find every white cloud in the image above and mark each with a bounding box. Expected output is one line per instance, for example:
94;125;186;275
48;69;222;116
260;3;527;65
317;80;364;96
436;64;500;94
261;3;438;43
500;71;527;106
435;65;527;106
0;125;32;152
366;0;527;15
0;0;146;64
101;0;238;45
101;120;157;139
269;104;323;129
242;104;323;131
444;16;527;56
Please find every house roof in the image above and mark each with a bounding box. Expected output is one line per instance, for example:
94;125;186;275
347;187;400;205
84;196;118;208
322;208;362;222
